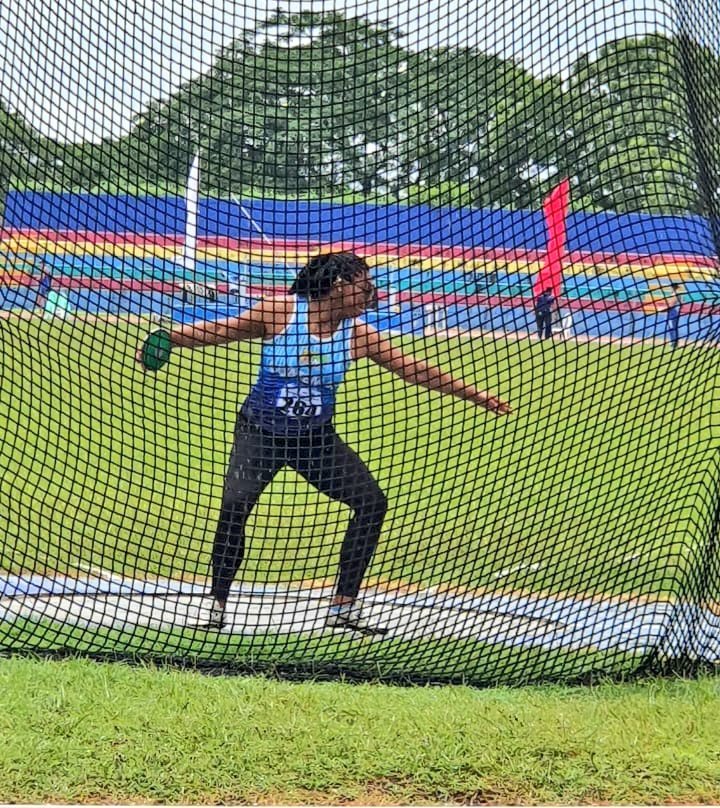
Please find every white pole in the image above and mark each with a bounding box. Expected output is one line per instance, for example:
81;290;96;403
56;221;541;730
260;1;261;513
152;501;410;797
175;151;201;305
231;193;272;244
231;193;271;301
389;287;398;311
182;151;200;275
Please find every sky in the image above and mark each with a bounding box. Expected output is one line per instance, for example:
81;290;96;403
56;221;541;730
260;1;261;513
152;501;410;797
0;0;711;143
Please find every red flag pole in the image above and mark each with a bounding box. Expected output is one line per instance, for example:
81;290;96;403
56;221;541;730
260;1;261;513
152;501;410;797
532;178;571;302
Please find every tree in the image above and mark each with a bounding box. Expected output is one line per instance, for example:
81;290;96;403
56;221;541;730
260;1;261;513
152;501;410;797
0;101;60;218
469;73;569;209
4;17;718;217
564;35;704;214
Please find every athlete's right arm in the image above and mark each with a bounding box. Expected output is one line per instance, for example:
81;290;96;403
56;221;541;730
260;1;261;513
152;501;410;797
167;297;291;349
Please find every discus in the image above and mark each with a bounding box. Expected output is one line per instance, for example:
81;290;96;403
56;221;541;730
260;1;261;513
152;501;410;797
139;328;172;372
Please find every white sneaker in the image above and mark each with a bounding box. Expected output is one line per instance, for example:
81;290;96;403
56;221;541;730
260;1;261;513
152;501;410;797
188;598;226;630
325;603;389;636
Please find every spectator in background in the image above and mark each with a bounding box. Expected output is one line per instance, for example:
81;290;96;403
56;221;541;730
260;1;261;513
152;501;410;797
534;287;555;341
667;283;683;349
36;261;52;313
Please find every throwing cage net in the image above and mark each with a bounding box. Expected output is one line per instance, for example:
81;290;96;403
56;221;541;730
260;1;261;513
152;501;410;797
0;0;719;686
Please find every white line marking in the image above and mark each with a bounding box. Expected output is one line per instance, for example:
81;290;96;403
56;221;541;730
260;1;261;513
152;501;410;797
492;562;542;579
2;573;718;660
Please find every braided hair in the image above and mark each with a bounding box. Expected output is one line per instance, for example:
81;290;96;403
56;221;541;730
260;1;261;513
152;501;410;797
289;252;369;300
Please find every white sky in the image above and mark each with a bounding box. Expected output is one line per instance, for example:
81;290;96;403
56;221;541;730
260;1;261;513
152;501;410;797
0;0;702;143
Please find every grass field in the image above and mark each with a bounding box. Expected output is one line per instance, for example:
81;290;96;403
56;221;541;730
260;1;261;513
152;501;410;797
0;314;718;681
0;657;718;804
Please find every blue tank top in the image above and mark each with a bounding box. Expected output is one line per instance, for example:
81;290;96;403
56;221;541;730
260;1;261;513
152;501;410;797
241;297;355;434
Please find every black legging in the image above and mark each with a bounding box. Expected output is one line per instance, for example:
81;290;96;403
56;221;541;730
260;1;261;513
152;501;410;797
211;413;388;604
536;310;553;339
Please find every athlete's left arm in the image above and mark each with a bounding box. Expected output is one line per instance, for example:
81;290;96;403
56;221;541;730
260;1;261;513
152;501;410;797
353;322;512;414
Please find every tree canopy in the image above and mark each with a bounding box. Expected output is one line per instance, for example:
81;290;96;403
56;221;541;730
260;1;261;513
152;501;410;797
2;13;719;216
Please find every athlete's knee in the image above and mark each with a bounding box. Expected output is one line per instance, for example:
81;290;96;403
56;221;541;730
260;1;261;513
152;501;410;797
372;489;388;520
353;485;388;525
222;464;264;509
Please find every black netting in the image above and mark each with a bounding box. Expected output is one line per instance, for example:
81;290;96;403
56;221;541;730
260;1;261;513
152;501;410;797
0;1;718;686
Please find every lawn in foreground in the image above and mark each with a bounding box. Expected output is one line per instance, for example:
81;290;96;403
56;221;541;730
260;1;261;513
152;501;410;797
0;314;715;602
0;657;717;804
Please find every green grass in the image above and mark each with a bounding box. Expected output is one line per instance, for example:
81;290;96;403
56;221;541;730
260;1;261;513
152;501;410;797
0;316;716;595
0;657;718;804
1;613;646;687
0;315;718;678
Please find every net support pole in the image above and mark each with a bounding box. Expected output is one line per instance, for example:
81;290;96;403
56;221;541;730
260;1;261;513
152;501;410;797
675;21;720;262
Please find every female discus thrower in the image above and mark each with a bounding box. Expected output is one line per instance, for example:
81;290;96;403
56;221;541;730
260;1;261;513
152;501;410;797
142;252;512;635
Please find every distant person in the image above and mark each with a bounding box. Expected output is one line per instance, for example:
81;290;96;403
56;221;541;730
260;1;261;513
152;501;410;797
534;287;555;341
36;261;71;320
36;262;52;313
666;283;682;349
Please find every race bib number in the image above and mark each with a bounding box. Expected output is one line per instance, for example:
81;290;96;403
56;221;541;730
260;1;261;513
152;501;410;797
275;382;324;419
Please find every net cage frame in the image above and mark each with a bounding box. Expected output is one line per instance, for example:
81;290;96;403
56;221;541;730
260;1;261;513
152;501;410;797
0;1;718;686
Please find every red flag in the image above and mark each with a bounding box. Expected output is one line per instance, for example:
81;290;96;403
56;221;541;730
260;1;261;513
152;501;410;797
532;178;571;300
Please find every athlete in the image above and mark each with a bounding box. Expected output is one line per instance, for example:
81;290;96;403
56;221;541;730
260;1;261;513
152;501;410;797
145;252;512;634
